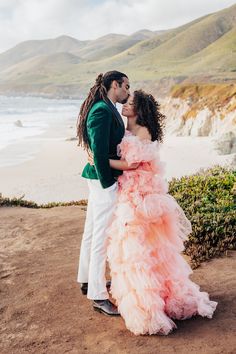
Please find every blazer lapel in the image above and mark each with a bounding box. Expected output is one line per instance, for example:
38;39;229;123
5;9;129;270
104;99;124;127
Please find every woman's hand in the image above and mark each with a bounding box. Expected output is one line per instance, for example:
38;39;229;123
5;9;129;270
128;162;140;169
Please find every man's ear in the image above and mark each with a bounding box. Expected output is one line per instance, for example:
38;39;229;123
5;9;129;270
112;80;118;89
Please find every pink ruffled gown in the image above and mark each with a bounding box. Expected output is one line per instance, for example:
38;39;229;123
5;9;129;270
107;132;217;335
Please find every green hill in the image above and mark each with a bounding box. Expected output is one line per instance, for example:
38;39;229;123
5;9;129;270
142;4;236;61
0;4;235;98
181;27;236;75
99;13;213;67
73;30;159;61
110;3;236;77
0;35;87;71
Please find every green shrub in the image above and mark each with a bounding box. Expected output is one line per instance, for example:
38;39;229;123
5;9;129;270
0;194;87;208
169;166;236;268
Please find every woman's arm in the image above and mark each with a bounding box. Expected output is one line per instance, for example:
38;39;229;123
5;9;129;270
87;153;139;171
109;159;139;171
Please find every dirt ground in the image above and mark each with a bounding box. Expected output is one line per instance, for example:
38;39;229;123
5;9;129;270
0;206;235;354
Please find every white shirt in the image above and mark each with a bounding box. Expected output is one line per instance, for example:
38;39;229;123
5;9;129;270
108;97;116;107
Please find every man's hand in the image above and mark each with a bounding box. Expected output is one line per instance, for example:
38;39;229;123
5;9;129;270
88;150;94;165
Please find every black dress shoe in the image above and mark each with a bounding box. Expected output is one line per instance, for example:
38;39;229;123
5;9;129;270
80;281;111;295
93;299;120;316
106;280;111;290
80;283;88;295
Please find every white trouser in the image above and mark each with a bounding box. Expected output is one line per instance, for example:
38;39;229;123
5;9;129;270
77;179;118;300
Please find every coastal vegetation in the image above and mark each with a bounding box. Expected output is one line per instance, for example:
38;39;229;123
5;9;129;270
169;166;236;268
0;195;87;208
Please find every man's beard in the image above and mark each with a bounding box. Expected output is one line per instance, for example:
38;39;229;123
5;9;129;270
120;96;129;104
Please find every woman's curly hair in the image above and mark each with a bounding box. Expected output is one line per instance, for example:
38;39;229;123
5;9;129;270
133;90;165;142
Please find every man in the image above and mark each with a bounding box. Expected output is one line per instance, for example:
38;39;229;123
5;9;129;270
77;71;130;315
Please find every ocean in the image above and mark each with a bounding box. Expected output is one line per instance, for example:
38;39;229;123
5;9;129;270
0;96;82;167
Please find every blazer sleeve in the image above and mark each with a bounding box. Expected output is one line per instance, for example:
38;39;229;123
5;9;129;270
87;106;115;189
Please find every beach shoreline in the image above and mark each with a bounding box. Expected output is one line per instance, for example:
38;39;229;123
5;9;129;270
1;95;235;203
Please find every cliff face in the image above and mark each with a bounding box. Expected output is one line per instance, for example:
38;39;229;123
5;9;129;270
161;84;236;137
162;97;236;137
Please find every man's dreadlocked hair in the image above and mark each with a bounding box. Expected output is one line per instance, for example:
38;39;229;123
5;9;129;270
77;70;128;151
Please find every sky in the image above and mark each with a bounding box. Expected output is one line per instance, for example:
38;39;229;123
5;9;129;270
0;0;235;53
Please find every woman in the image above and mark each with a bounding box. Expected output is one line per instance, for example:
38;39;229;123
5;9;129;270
106;90;217;335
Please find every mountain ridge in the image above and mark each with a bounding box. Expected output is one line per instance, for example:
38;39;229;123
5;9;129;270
0;4;235;98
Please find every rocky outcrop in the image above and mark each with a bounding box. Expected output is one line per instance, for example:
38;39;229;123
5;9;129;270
14;120;23;127
161;97;236;138
213;131;236;155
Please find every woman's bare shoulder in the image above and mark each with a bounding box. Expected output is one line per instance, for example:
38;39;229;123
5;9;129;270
136;126;152;141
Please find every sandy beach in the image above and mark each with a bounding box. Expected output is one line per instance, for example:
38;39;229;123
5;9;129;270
0;130;234;203
0;137;88;203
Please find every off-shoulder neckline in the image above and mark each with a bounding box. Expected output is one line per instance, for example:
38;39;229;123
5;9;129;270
125;130;155;144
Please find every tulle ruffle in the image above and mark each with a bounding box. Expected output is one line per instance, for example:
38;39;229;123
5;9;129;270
107;133;217;335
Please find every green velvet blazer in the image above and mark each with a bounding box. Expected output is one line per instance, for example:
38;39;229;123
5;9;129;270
81;100;125;188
